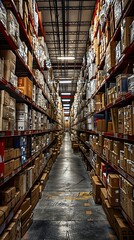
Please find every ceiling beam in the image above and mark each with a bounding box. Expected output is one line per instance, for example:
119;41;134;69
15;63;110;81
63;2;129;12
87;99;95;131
45;31;88;35
37;0;95;2
47;40;87;44
43;21;91;26
39;6;94;10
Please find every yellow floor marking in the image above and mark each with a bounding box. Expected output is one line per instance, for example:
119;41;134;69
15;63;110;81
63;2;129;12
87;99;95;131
86;210;92;215
84;203;90;207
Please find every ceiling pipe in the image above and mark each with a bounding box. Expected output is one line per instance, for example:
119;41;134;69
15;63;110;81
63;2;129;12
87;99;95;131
61;0;65;56
48;0;57;56
53;0;61;55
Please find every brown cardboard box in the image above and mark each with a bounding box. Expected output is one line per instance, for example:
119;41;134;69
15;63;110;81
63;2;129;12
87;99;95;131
108;185;120;198
0;207;10;226
7;222;17;239
0;231;10;240
114;214;134;239
14;172;27;197
0;50;16;63
18;77;33;99
4;160;14;177
107;192;120;206
14;158;21;170
0;187;16;204
14;0;23;19
21;205;32;225
92;176;103;204
21;213;33;237
13;209;22;223
108;174;119;188
101;188;108;203
27;51;33;70
21;198;31;214
121;17;134;51
4;148;14;162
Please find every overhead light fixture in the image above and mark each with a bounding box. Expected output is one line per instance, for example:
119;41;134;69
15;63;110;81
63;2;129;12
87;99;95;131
64;111;70;114
58;77;73;80
63;107;70;109
59;80;72;84
57;56;75;60
63;104;70;107
62;99;71;102
61;93;71;95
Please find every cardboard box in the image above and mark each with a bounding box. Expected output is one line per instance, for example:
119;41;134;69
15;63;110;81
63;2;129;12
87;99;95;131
92;176;103;204
108;174;119;188
21;205;32;225
21;213;33;237
4;160;14;177
0;231;10;240
121;17;134;52
21;198;31;214
108;185;120;198
16;103;28;113
7;222;17;240
101;188;108;204
14;172;26;197
18;77;33;99
0;187;16;204
107;192;120;206
14;0;23;19
0;206;9;225
27;51;33;70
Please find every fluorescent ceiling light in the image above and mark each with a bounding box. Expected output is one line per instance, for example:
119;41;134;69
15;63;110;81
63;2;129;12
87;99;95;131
59;80;72;84
57;78;73;80
62;99;71;102
57;56;75;60
64;111;70;114
63;104;70;106
63;107;70;109
61;93;71;95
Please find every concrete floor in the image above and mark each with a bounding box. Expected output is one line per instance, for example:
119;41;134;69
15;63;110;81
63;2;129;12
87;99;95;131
23;133;118;240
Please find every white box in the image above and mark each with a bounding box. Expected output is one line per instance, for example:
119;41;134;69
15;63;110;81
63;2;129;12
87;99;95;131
16;112;28;121
16;121;28;131
16;103;28;113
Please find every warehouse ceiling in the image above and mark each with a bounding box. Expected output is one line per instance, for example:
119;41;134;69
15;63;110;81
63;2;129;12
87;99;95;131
37;0;96;106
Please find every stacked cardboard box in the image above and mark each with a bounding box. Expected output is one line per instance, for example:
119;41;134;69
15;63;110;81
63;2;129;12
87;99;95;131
21;198;32;237
107;174;120;207
120;176;134;223
0;91;16;131
0;187;16;212
92;175;103;204
17;77;33;99
7;10;19;46
121;16;134;52
31;184;40;210
106;41;116;72
124;102;134;135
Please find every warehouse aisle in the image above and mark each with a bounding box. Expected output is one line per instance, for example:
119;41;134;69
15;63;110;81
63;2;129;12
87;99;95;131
23;133;117;240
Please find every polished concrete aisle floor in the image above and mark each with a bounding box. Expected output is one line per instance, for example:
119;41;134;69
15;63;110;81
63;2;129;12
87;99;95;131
23;133;117;240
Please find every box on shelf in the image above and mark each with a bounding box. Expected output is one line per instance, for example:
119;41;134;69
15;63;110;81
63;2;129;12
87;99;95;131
18;77;33;99
121;16;134;52
114;0;122;29
108;174;119;188
0;1;7;29
130;20;134;43
7;10;19;46
14;0;23;19
106;41;116;72
92;175;103;204
14;171;27;197
0;58;4;79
